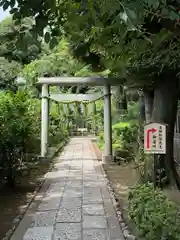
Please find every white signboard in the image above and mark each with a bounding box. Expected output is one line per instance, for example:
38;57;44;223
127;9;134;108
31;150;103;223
144;123;166;154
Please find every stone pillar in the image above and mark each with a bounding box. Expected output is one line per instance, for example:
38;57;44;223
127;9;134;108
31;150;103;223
103;84;112;163
41;84;49;157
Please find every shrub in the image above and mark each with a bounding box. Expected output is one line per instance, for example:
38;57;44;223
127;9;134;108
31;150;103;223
0;90;40;187
0;90;70;188
128;183;180;240
112;121;138;151
97;120;138;161
98;120;138;148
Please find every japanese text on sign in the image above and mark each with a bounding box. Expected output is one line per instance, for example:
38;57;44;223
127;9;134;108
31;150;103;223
144;123;166;154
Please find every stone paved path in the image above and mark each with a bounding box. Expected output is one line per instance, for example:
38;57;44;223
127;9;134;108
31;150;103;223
10;137;124;240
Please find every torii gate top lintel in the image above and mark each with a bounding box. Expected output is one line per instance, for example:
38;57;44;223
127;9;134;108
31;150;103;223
17;76;124;86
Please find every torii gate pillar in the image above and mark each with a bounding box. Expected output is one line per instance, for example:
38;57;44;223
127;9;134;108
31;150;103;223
41;84;49;157
103;84;112;163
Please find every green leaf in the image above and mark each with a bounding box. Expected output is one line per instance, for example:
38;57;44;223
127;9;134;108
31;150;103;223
119;12;128;22
161;7;169;16
10;0;15;8
49;37;58;49
126;8;137;21
9;8;18;14
3;2;9;11
44;32;51;43
169;11;179;21
147;0;160;9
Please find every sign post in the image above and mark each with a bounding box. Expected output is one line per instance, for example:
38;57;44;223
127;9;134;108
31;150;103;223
144;122;167;187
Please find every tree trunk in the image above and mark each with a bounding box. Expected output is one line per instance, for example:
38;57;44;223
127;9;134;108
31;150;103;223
144;89;154;123
151;75;180;189
136;92;146;181
139;92;145;123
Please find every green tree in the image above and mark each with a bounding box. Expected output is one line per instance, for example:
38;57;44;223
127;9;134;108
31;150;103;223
0;16;42;64
0;57;22;90
22;38;107;94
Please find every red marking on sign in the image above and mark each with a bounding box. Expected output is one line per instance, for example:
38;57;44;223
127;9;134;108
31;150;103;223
147;128;156;149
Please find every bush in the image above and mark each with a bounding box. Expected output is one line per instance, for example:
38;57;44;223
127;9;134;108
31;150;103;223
128;183;180;240
0;90;70;188
0;90;40;187
97;120;138;161
112;121;138;152
98;120;138;148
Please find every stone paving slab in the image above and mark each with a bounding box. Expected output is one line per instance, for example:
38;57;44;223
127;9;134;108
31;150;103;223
63;187;82;198
83;215;107;229
56;206;82;222
37;196;61;211
83;229;110;240
30;211;57;227
23;227;53;240
10;137;124;240
54;223;81;240
61;198;82;208
83;204;105;215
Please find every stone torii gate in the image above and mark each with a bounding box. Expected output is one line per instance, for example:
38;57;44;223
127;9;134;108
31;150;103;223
17;76;122;163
